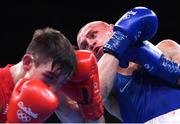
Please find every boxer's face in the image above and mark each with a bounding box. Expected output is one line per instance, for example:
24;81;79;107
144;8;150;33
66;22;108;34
32;62;68;91
23;54;64;87
77;22;113;60
29;62;60;83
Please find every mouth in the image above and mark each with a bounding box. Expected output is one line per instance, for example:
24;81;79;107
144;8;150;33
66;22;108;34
93;46;104;60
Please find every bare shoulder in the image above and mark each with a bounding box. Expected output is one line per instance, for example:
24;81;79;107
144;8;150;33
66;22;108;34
156;39;180;49
156;39;180;62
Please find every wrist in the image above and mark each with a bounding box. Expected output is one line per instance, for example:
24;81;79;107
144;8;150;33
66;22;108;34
103;31;132;60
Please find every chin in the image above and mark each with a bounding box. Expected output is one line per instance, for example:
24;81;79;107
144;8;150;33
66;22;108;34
94;47;104;61
96;53;104;61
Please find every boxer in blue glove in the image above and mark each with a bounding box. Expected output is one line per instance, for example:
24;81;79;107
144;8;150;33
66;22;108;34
103;7;179;84
76;6;180;123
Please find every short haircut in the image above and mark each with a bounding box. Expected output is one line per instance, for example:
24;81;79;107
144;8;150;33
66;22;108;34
26;27;76;78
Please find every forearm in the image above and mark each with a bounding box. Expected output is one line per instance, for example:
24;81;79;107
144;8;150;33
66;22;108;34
122;40;180;85
98;53;119;103
155;40;180;84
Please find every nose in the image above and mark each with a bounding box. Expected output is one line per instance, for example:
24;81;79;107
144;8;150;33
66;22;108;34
88;40;96;50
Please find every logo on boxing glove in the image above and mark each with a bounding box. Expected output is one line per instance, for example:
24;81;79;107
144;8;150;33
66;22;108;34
16;101;38;122
121;10;137;20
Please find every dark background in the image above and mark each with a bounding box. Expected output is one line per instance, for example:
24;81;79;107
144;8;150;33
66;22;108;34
0;0;179;123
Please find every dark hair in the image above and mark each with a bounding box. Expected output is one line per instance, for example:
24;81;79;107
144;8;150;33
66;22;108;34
26;27;76;78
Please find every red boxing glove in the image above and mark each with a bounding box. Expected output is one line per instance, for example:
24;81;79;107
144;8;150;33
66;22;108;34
61;50;104;120
6;78;58;123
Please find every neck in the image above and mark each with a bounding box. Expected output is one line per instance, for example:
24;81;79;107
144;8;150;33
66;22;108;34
10;62;26;85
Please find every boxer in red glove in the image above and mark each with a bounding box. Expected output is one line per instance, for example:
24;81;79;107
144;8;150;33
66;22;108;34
56;50;104;122
0;27;76;122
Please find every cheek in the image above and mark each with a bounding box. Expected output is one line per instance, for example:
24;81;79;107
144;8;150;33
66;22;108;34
97;34;111;45
96;38;108;46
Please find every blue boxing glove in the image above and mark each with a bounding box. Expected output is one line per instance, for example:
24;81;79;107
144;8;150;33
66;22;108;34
120;40;180;84
103;6;158;61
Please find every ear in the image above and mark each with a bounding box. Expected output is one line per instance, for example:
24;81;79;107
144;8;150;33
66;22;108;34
22;54;34;71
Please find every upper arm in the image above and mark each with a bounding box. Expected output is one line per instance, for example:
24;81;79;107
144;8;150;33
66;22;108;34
98;53;119;102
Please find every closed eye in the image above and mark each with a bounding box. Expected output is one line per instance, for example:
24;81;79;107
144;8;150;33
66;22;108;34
87;31;98;39
43;71;58;82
